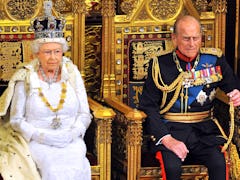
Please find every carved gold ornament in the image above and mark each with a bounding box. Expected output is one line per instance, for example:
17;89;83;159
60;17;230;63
0;42;22;82
147;0;183;22
5;0;39;20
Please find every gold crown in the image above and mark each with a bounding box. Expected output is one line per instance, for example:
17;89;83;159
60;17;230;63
31;0;65;39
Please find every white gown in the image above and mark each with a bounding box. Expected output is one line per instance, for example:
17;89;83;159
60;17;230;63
9;62;92;180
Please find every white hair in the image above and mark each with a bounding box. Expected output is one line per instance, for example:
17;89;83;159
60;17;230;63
31;37;69;54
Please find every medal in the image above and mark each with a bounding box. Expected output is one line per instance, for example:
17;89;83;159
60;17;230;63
51;115;62;129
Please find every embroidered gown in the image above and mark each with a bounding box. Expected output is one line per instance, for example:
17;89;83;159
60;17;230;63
9;59;92;180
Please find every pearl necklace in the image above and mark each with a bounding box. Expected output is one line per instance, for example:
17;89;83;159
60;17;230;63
39;65;59;85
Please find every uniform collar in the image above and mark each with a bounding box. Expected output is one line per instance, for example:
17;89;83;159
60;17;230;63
175;49;198;63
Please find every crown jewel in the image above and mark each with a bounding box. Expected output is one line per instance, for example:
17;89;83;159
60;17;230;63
31;0;65;39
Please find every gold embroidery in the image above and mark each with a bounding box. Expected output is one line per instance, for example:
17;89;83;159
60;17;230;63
200;47;222;57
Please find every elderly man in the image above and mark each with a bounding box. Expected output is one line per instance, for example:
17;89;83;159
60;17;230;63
139;15;240;180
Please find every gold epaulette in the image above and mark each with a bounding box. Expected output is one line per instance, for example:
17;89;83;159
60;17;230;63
158;48;173;56
150;48;173;60
200;47;223;58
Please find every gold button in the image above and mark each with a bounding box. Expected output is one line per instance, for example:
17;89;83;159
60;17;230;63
150;135;156;141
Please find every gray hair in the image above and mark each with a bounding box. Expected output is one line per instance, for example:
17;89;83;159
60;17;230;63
31;37;69;54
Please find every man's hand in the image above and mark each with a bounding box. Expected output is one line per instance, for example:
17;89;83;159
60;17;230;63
161;135;189;161
227;89;240;107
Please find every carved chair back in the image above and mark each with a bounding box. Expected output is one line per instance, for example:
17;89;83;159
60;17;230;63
0;1;113;180
104;1;229;179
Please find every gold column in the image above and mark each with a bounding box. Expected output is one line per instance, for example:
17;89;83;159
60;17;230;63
214;0;227;52
72;0;86;77
126;110;145;180
101;0;116;98
95;112;114;180
88;97;115;180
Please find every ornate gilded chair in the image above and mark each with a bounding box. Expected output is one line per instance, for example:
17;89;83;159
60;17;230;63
0;1;115;180
99;0;240;179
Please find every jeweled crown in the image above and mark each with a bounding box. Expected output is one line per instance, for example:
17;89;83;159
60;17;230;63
31;0;65;39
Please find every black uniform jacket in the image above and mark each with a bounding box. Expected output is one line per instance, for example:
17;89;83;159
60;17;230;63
139;50;240;153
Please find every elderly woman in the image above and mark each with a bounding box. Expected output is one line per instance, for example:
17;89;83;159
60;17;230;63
0;1;92;180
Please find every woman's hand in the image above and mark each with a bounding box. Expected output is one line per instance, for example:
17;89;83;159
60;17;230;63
32;129;74;148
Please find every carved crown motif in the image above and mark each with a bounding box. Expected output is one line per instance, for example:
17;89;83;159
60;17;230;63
31;0;65;39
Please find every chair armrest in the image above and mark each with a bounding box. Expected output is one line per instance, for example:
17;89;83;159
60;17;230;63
104;97;146;121
88;96;116;119
104;97;146;180
87;96;115;180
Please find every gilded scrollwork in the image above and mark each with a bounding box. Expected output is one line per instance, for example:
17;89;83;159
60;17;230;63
0;11;5;20
112;111;127;160
139;167;162;177
0;1;6;19
0;42;22;82
129;39;170;107
127;121;142;146
85;26;102;99
131;41;165;80
195;0;209;12
132;86;143;107
56;0;100;16
5;0;38;20
120;0;139;15
135;8;149;21
102;0;115;17
53;0;72;13
97;118;112;144
71;0;86;14
148;0;181;20
211;0;227;14
86;0;101;13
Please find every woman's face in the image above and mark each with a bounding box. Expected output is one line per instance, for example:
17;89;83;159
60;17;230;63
37;42;63;71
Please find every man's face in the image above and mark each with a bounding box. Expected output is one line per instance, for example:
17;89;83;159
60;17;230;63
172;19;202;58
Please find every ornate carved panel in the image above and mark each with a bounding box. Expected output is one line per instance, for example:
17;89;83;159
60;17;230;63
0;42;23;82
126;37;173;108
85;26;102;99
2;0;40;20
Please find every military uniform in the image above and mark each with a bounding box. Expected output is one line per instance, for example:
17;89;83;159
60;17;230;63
139;48;240;180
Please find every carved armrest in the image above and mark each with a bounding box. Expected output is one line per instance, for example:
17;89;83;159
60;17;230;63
104;97;146;120
104;97;146;179
87;97;115;180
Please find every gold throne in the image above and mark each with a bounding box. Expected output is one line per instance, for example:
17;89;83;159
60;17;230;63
0;1;114;180
99;0;240;179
